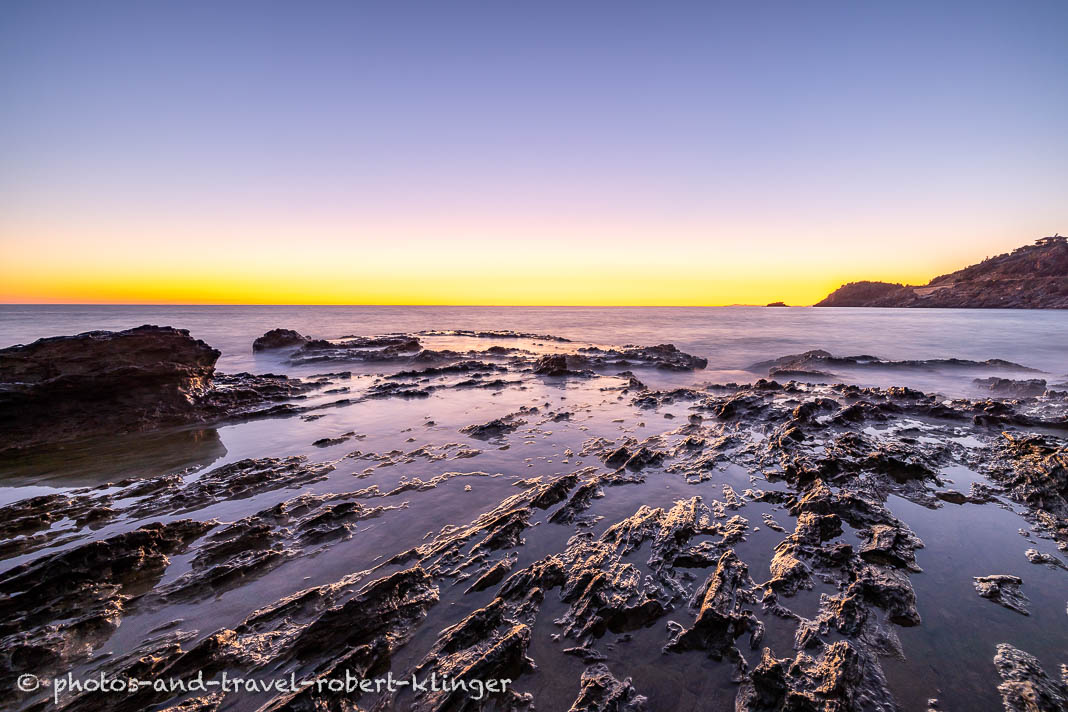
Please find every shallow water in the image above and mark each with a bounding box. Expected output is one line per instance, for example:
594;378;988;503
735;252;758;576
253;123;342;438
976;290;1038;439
1;306;1065;711
3;305;1066;390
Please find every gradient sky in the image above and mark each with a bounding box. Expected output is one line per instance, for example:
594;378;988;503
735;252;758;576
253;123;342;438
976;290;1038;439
1;0;1066;305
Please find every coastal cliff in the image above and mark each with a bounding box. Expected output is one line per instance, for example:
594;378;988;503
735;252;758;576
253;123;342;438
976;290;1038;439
816;235;1068;308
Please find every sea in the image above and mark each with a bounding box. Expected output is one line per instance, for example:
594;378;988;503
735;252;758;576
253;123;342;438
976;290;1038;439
3;304;1065;389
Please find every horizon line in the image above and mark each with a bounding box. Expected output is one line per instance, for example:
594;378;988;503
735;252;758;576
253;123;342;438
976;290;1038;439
1;302;814;308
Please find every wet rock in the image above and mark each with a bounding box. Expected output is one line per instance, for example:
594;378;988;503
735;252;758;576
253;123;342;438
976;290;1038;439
550;480;603;525
974;575;1030;615
529;472;582;509
0;520;212;686
387;360;507;380
289;334;423;364
128;456;335;517
993;643;1068;712
563;646;608;663
461;416;527;440
736;641;895;712
666;550;759;659
574;343;708;372
0;493;117;560
419;328;572;342
568;663;648;712
974;377;1048;398
0;326;219;453
858;524;924;572
604;446;631;468
752;350;1039;375
534;354;572;376
408;594;537;711
252;328;309;351
936;490;969;505
312;431;355;447
466;554;518;593
769;368;836;380
1024;548;1068;570
987;434;1068;547
622;446;663;471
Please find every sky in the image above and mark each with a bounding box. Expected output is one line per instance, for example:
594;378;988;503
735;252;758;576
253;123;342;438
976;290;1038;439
1;0;1066;305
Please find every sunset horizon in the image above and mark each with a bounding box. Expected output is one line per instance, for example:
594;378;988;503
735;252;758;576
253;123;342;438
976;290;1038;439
0;234;1054;306
3;3;1065;307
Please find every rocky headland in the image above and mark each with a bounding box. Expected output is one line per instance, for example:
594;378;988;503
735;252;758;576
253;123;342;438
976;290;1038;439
816;235;1068;308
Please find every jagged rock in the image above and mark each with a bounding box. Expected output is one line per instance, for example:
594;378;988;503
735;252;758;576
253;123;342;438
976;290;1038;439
127;456;335;517
666;550;758;659
568;663;648;712
736;641;896;711
0;520;212;687
859;524;924;572
974;575;1031;615
987;434;1068;548
751;349;1038;375
993;644;1068;712
289;334;423;364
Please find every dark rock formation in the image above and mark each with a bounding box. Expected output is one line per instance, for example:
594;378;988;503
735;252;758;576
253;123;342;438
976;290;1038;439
974;377;1048;398
461;417;527;440
736;641;894;711
666;550;758;659
534;354;572;376
993;644;1068;712
751;349;1039;376
986;434;1068;549
568;664;648;712
289;334;423;364
0;326;334;453
816;235;1068;308
252;328;309;351
973;575;1030;615
0;326;218;452
0;520;212;687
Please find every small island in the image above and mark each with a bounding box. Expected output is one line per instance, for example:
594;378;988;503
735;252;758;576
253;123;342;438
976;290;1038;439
765;301;788;307
816;235;1068;308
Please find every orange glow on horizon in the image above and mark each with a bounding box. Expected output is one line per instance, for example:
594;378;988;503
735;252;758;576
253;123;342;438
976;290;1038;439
0;260;938;307
0;216;1030;307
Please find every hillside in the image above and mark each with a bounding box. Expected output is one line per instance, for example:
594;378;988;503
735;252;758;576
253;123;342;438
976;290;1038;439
816;235;1068;308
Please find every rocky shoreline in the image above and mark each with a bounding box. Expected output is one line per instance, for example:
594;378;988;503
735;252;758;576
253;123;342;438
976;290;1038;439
1;326;1065;711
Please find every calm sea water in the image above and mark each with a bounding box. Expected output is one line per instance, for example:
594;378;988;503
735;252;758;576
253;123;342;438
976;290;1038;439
2;305;1065;391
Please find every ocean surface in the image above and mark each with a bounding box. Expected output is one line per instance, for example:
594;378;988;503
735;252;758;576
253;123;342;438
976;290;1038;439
3;305;1066;392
